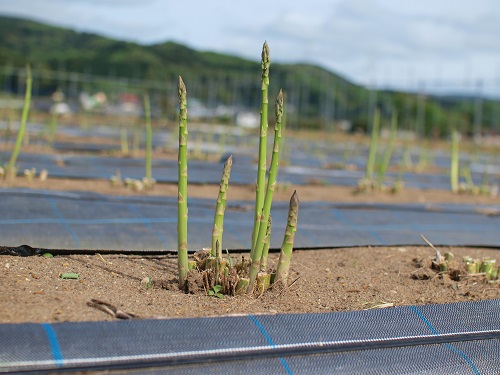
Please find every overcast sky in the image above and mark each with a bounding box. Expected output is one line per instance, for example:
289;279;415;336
1;0;500;96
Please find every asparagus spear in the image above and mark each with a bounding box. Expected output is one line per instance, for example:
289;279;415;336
144;93;153;185
212;155;233;259
7;65;32;179
251;41;270;256
450;130;459;193
365;108;380;181
275;190;299;286
177;76;189;288
248;89;283;293
259;215;272;272
377;110;397;186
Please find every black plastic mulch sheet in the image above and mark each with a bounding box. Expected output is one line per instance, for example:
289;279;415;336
1;299;500;374
0;188;499;251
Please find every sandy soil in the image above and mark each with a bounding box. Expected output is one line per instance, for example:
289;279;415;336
1;246;499;324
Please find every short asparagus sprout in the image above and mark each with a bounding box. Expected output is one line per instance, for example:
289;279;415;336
251;41;271;255
212;155;233;258
274;190;299;286
7;65;32;179
480;259;496;279
247;90;284;293
39;169;48;181
23;167;36;181
110;169;122;187
177;76;189;289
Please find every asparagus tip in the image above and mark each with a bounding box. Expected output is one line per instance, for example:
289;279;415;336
276;89;284;121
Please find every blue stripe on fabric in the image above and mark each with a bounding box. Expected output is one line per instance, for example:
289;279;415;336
249;315;293;375
42;323;64;367
367;230;385;245
330;208;348;223
410;306;481;375
330;208;386;245
128;204;170;248
48;198;80;248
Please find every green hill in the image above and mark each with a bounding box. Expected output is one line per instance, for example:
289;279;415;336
0;15;498;136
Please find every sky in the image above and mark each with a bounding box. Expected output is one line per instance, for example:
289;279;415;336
1;0;500;97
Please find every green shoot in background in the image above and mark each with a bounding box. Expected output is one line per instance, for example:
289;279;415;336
377;110;397;186
177;76;189;288
450;130;460;193
365;107;380;181
144;93;153;186
7;65;32;179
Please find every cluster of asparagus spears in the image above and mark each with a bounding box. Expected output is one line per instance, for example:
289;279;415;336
176;42;299;295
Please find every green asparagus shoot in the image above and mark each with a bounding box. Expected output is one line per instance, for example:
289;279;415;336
7;65;32;179
251;41;270;256
144;93;153;186
450;130;459;193
248;89;283;293
365;107;380;181
177;76;189;288
212;155;233;258
275;190;299;286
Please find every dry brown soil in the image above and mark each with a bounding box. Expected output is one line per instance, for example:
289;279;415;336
1;246;500;324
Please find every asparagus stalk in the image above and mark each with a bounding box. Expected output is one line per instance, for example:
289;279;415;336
251;41;270;256
365;108;380;181
120;128;129;154
259;215;272;272
177;76;189;288
274;190;299;286
212;155;233;259
7;65;32;179
450;130;459;193
144;93;153;185
247;89;283;293
377;110;397;186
